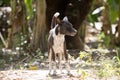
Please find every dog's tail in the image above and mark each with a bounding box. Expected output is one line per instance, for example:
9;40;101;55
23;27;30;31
51;12;60;29
54;12;60;17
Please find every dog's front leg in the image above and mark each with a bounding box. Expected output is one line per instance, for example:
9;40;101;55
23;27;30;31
64;53;71;75
58;53;62;74
64;42;71;75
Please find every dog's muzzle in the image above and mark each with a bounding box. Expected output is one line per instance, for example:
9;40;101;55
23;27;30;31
71;29;77;36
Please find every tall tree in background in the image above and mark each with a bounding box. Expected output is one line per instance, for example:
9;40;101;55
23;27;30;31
115;0;120;46
30;0;47;52
101;0;113;48
1;0;120;53
6;0;27;49
101;0;119;48
4;0;93;53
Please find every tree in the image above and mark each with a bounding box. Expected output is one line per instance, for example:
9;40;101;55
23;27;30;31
115;0;120;46
6;0;27;49
3;0;93;53
101;0;119;48
30;0;47;53
101;0;113;48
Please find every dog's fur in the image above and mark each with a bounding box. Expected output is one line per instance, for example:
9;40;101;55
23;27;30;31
48;12;77;75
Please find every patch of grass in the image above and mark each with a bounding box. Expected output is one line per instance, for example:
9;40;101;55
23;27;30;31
76;49;120;79
98;32;111;48
77;69;87;79
75;51;92;68
112;49;120;76
97;59;116;78
79;51;91;62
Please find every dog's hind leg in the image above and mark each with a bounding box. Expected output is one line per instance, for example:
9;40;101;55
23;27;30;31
52;52;57;75
48;48;52;75
48;48;57;75
64;42;71;75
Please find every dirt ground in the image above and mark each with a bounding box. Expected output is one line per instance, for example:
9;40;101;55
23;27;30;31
0;69;119;80
0;24;120;80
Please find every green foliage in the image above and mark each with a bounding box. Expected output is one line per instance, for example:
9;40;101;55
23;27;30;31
77;69;87;79
79;51;91;62
0;59;6;68
35;48;43;59
4;0;10;5
107;0;119;23
98;67;113;78
79;51;87;60
12;33;28;49
97;59;115;78
98;32;105;41
88;13;98;22
76;50;120;79
0;0;10;6
112;49;120;76
98;32;110;47
75;51;91;68
116;52;120;66
113;49;120;67
24;0;33;19
89;0;119;24
0;0;3;6
87;0;100;23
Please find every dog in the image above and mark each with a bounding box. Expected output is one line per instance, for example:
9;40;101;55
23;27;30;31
48;12;77;75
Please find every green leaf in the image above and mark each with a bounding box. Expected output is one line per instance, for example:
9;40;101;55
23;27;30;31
109;10;118;23
0;0;3;6
88;14;98;22
24;0;33;18
107;0;119;23
114;0;119;4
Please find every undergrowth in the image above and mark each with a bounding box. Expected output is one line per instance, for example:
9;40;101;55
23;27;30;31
76;49;120;79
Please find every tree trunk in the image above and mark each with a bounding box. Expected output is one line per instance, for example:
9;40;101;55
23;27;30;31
115;1;120;46
6;0;26;49
30;0;47;53
116;21;120;46
101;2;111;35
101;1;114;48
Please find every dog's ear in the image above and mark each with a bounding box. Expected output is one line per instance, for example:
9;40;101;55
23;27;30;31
63;16;68;22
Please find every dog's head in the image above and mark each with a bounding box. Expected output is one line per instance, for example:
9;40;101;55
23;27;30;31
51;12;77;36
58;16;77;36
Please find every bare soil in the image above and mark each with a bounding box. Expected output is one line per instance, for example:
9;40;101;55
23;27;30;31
0;25;120;80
